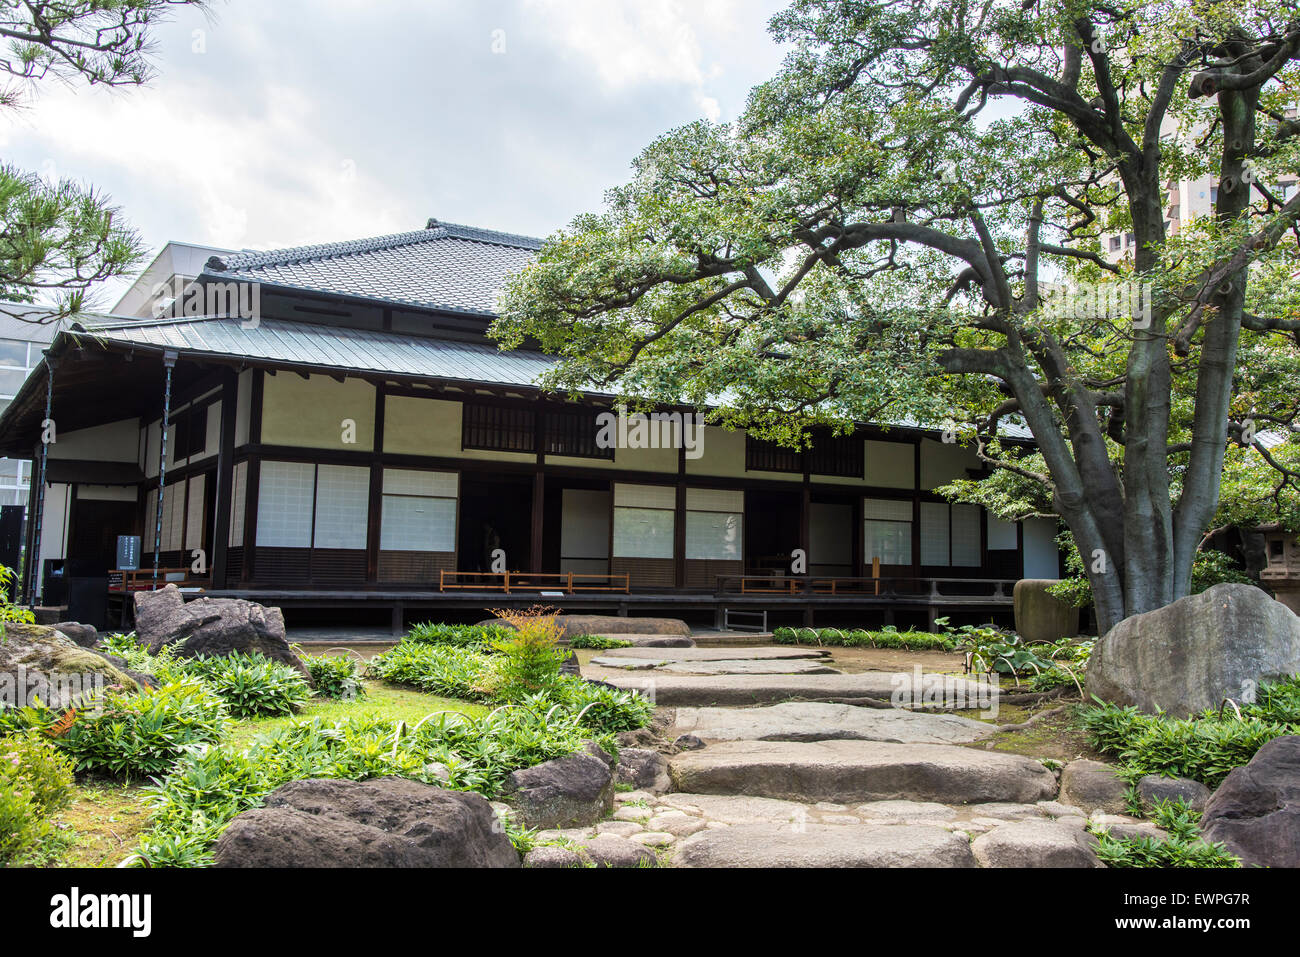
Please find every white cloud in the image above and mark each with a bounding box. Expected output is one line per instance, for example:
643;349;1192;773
0;0;791;307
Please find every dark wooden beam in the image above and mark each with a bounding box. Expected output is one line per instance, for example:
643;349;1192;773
209;369;238;588
366;386;385;583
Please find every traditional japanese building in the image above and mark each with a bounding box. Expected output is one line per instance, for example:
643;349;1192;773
0;219;1062;631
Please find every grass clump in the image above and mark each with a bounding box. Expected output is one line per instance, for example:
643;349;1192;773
773;625;957;651
568;634;633;650
131;704;605;867
1093;799;1240;868
1077;677;1300;787
2;679;230;779
372;608;652;736
297;651;366;701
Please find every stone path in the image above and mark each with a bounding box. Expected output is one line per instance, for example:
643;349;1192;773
605;657;842;676
668;739;1058;804
524;790;1120;868
557;636;1118;867
670;701;996;744
597;646;830;662
589;669;992;706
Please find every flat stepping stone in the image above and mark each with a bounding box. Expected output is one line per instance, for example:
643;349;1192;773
658;659;841;676
597;646;829;662
596;670;994;707
658;793;812;825
674;823;976;868
671;702;995;745
591;657;839;675
589;633;695;648
668;740;1058;805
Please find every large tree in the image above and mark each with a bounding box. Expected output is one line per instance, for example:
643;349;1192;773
0;0;205;321
495;0;1300;633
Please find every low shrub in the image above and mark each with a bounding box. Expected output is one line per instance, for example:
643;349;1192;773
368;643;495;701
95;636;311;718
568;634;632;650
0;731;76;811
4;679;230;779
1243;674;1300;724
368;640;651;736
1078;696;1297;787
0;732;78;865
772;626;957;651
0;778;60;865
299;652;366;700
132;705;600;866
180;653;311;719
484;607;571;700
405;622;515;650
1092;799;1239;868
540;678;655;733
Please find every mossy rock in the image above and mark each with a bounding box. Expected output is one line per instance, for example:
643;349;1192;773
0;622;149;709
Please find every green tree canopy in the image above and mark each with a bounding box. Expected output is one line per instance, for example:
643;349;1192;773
496;0;1300;633
0;1;207;321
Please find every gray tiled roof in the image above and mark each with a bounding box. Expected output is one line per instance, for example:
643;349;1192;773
73;314;559;389
201;220;541;317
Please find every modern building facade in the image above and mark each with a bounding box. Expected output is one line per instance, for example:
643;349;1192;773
0;219;1062;629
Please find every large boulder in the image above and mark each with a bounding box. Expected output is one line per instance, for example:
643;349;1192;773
0;622;151;710
500;751;615;829
133;584;310;683
1200;736;1300;868
1013;580;1081;644
1087;584;1300;718
212;777;519;868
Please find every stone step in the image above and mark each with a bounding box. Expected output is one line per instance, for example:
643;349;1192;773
674;822;976;868
668;740;1058;805
594;657;840;676
594;670;994;707
670;702;996;745
596;646;830;662
690;632;777;648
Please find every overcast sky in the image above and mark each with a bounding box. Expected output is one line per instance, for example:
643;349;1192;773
0;0;790;306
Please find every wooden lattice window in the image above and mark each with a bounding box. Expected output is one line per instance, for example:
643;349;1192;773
462;403;536;453
544;407;614;460
745;435;803;473
807;432;863;478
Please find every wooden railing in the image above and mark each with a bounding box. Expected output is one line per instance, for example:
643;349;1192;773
438;571;631;594
714;573;1018;601
108;568;211;593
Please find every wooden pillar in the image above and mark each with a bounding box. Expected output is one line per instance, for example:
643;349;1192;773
242;370;264;584
530;471;545;573
799;478;811;578
151;351;178;586
851;495;863;578
209;370;238;588
366;385;386;584
911;440;922;583
675;446;687;589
